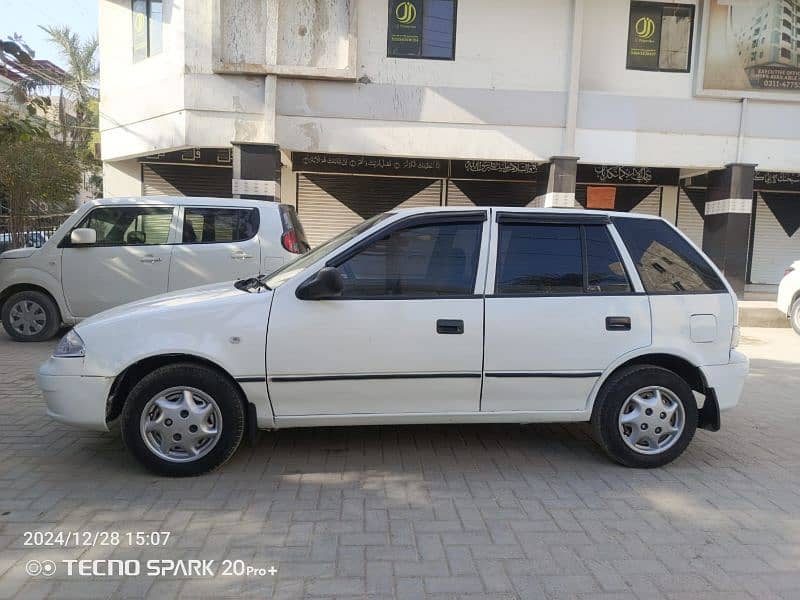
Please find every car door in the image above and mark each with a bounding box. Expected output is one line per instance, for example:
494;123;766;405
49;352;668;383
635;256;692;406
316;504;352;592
60;205;177;318
266;211;490;417
168;206;262;291
482;211;651;413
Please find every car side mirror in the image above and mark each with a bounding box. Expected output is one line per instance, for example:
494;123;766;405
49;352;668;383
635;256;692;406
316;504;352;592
70;228;97;246
296;267;344;300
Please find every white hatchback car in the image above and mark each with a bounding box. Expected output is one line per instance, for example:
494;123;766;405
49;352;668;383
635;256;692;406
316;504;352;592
37;207;749;476
0;197;308;341
777;260;800;334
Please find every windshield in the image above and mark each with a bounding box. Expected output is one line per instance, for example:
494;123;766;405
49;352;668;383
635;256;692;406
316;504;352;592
264;213;393;289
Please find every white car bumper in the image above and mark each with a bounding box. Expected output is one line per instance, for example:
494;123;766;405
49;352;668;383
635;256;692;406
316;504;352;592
37;358;113;431
700;350;750;412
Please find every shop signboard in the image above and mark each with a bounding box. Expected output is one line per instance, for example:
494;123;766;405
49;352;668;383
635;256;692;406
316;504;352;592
388;0;424;57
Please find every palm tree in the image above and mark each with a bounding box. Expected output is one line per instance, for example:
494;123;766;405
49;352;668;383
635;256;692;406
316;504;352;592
39;25;99;156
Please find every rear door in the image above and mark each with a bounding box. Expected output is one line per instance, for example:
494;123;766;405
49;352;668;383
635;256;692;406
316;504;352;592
61;205;176;318
481;211;652;413
168;206;261;291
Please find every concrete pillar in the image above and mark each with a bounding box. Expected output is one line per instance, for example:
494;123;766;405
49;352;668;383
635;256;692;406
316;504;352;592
533;156;578;208
231;143;281;201
660;185;679;224
702;163;756;296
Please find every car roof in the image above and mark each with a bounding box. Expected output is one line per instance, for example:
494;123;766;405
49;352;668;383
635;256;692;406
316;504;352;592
85;196;284;209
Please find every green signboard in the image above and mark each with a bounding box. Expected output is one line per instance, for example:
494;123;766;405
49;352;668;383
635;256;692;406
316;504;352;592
627;2;662;71
388;0;424;57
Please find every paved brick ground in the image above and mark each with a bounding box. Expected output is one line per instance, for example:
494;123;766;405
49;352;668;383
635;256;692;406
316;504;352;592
1;328;799;599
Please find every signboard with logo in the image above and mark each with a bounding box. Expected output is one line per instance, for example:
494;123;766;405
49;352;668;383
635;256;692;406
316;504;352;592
388;0;423;57
700;0;800;98
577;164;679;187
450;160;540;181
132;0;148;62
293;152;449;178
627;2;663;71
139;148;233;166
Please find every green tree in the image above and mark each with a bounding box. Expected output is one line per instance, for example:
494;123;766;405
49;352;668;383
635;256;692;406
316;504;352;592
0;136;81;247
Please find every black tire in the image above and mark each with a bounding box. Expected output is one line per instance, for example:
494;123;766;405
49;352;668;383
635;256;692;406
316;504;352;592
592;365;698;468
1;290;61;342
120;363;246;476
791;299;800;336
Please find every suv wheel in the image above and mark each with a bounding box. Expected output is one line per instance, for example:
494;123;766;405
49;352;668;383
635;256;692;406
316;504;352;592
1;290;61;342
592;365;698;468
121;363;245;476
791;299;800;336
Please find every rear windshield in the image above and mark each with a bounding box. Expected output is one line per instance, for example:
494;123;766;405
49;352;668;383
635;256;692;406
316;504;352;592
612;217;726;294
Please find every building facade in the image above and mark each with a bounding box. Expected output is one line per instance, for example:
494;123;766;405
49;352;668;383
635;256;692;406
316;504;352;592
99;0;800;296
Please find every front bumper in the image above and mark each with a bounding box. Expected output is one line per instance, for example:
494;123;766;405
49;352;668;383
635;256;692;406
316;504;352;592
700;350;750;412
37;359;113;431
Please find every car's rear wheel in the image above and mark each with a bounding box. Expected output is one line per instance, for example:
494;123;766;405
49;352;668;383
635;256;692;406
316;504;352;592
592;365;698;468
121;363;245;476
1;290;61;342
790;299;800;335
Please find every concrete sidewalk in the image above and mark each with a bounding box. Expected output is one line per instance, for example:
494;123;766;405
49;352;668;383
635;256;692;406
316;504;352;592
739;301;790;328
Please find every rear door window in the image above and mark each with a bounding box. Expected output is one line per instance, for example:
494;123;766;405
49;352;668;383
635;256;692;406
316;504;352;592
182;208;259;244
612;217;726;293
585;225;631;293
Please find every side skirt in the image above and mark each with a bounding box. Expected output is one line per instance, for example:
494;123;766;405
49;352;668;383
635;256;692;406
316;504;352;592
270;410;590;429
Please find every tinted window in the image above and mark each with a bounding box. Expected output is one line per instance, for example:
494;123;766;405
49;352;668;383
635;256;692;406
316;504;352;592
77;206;173;246
586;226;631;293
612;217;726;293
496;224;583;295
183;208;259;243
336;221;482;298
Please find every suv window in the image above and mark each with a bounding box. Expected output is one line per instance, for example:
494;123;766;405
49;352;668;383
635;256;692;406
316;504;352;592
586;225;631;293
75;206;174;246
612;217;726;293
183;208;259;243
496;224;583;295
335;222;483;298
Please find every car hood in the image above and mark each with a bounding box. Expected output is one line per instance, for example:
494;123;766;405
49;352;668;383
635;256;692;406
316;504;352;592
77;281;271;331
0;247;38;259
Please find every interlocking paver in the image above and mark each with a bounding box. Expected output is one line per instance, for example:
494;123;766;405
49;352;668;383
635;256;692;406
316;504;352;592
1;328;800;599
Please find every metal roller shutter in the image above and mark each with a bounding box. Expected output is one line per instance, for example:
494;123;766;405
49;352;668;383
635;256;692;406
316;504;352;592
297;174;442;247
142;164;233;198
446;180;538;207
750;192;800;285
630;188;661;216
677;188;705;248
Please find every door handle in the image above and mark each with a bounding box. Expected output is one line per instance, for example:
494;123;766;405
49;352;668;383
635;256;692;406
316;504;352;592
606;316;631;331
231;252;254;260
436;319;464;335
140;255;163;264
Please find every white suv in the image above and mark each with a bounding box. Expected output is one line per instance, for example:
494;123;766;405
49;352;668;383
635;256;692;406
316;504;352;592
0;197;308;341
37;207;748;476
777;260;800;334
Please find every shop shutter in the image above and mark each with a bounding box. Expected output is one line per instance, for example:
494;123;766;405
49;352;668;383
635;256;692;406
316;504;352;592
676;188;705;248
577;185;661;215
446;180;538;207
750;192;800;285
142;164;233;198
629;188;661;216
297;174;441;247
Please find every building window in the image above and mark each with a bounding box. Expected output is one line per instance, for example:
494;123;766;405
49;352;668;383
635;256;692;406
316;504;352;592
132;0;163;62
781;47;792;59
387;0;457;60
627;2;695;72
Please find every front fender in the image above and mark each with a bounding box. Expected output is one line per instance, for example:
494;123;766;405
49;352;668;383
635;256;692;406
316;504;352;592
0;267;73;323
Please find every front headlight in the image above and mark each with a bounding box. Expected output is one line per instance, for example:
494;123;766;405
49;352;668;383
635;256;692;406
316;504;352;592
54;330;86;358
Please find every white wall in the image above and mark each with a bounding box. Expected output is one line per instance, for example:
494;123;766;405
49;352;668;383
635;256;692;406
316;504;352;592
102;158;141;197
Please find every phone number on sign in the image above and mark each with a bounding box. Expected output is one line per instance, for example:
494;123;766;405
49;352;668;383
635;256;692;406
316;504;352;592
24;531;171;547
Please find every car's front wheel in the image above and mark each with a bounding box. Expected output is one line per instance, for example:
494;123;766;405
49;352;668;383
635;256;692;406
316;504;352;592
121;363;245;476
1;290;61;341
790;299;800;336
592;365;698;468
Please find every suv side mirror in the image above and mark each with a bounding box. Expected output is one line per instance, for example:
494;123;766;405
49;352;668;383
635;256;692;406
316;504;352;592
296;267;344;300
70;228;97;246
